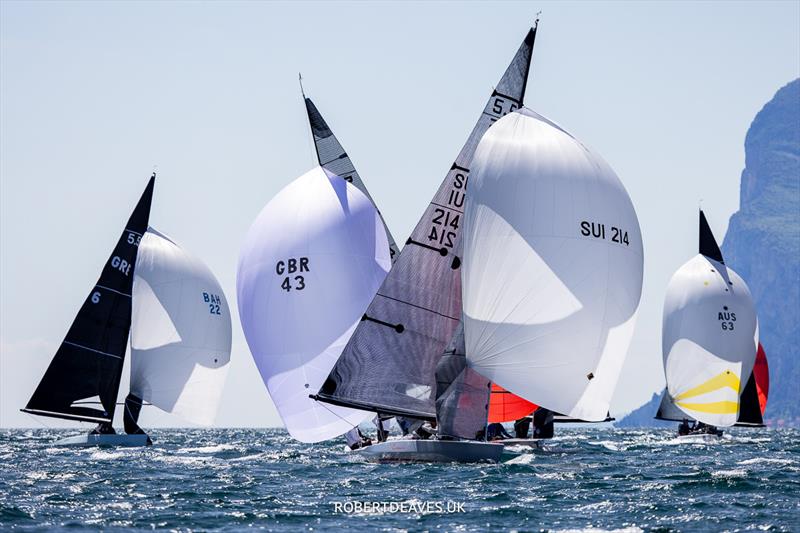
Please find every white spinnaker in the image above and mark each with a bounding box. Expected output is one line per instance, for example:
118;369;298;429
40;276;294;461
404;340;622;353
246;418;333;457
236;167;391;443
462;108;643;422
662;254;758;426
130;227;232;426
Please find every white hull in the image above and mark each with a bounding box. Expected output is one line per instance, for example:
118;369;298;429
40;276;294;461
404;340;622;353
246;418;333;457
353;439;503;463
675;433;722;444
501;438;544;448
54;433;152;447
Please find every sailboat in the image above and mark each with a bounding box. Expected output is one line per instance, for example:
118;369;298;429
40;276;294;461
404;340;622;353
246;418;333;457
236;166;392;443
22;175;233;446
462;106;643;435
307;84;542;444
313;24;539;462
654;210;759;439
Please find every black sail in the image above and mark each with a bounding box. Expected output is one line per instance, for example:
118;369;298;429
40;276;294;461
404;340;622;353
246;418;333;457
304;96;400;263
699;209;725;263
316;27;537;419
734;373;765;427
23;177;155;423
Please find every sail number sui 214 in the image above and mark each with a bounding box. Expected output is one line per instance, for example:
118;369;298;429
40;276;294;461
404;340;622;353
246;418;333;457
580;221;630;246
427;172;466;250
276;257;309;292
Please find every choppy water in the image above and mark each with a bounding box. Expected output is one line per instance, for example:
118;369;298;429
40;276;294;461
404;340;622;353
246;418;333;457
0;428;798;531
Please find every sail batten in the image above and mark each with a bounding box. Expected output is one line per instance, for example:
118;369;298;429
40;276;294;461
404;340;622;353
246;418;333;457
23;176;155;424
316;27;537;418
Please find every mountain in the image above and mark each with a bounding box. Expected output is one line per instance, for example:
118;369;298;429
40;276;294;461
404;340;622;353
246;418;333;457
721;79;800;427
615;392;672;428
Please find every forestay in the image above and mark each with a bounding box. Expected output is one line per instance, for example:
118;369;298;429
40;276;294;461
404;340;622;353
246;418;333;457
128;227;232;426
316;27;538;420
462;108;644;422
661;211;758;427
237;167;391;442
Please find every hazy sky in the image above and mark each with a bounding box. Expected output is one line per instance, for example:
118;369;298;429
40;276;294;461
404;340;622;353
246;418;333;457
2;1;798;428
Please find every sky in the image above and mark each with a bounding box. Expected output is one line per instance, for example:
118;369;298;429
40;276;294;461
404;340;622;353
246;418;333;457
1;1;798;428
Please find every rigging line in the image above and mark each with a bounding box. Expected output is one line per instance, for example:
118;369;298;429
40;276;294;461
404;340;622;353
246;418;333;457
374;292;460;322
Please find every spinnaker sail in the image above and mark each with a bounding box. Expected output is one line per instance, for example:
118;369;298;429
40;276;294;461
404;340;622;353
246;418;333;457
237;167;391;442
127;227;232;427
316;26;538;421
462;108;644;422
23;177;155;423
488;385;537;424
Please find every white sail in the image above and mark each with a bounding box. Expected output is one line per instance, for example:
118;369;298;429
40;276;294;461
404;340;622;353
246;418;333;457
462;108;644;422
236;166;391;443
130;227;232;426
662;254;758;426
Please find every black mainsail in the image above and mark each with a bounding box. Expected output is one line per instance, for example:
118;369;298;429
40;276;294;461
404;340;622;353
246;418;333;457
315;26;538;420
22;176;155;424
303;94;400;263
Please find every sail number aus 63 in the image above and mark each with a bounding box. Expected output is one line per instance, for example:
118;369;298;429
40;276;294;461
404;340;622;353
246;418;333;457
203;292;222;315
580;221;630;246
276;257;309;292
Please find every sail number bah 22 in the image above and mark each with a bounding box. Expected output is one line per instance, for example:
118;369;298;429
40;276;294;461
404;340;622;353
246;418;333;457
277;257;309;292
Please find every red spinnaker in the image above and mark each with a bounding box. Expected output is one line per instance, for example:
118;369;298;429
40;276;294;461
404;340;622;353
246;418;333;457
754;343;769;415
488;384;537;423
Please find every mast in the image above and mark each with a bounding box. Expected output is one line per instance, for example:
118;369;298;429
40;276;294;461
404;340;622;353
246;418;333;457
22;175;155;424
301;84;400;263
314;26;538;420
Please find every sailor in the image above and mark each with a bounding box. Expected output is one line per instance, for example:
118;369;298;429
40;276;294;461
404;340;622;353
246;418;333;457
486;422;512;441
513;417;531;438
90;422;116;435
373;415;390;443
532;408;555;439
678;418;691;436
344;427;372;450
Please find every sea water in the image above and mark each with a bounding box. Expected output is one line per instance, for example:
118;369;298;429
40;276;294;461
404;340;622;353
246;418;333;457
0;427;797;531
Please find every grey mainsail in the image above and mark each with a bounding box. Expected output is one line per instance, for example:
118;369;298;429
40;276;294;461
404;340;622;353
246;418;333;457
315;26;538;420
435;322;491;439
303;95;400;263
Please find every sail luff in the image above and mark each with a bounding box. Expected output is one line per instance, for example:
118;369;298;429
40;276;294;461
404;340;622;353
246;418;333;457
23;176;155;424
303;97;400;263
316;27;537;418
